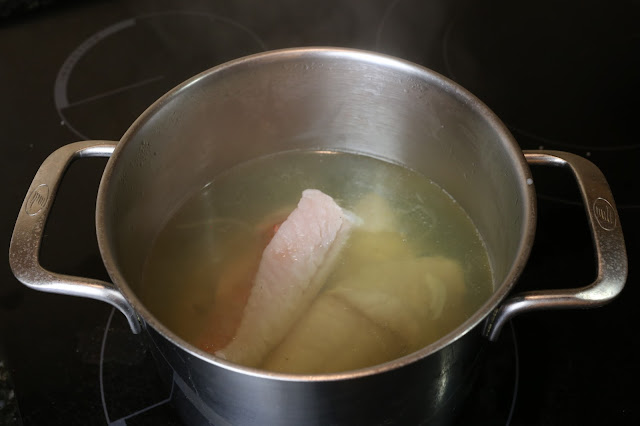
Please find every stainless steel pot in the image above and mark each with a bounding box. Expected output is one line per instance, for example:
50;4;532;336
9;48;627;425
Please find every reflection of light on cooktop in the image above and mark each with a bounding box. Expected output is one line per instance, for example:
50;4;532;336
54;12;266;140
441;0;640;152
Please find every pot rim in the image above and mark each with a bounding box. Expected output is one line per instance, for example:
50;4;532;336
95;46;536;382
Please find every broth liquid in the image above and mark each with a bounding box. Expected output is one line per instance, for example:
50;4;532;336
140;150;493;372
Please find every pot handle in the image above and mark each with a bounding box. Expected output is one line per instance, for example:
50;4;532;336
484;150;627;341
9;141;141;334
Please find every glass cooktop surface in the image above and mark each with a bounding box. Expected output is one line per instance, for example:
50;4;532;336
0;0;638;425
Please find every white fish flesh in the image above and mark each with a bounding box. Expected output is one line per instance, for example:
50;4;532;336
215;189;356;367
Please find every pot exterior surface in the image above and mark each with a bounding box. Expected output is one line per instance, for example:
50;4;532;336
146;324;485;426
95;48;534;424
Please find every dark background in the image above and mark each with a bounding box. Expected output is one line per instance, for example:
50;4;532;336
1;0;638;424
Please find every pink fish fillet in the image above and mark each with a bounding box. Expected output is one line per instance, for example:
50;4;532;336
215;189;356;367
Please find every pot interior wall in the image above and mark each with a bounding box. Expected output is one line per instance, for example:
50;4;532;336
100;49;531;321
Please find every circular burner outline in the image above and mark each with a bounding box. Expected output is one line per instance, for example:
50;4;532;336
54;11;267;141
100;307;175;425
442;16;640;152
98;306;520;425
505;322;520;426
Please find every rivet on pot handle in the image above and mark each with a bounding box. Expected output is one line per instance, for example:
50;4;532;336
9;141;141;334
484;150;627;341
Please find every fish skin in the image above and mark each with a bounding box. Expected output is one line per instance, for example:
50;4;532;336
215;189;355;367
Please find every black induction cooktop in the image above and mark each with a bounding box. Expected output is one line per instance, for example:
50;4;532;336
1;0;638;425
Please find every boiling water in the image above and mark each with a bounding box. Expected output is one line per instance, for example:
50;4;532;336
140;150;493;373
